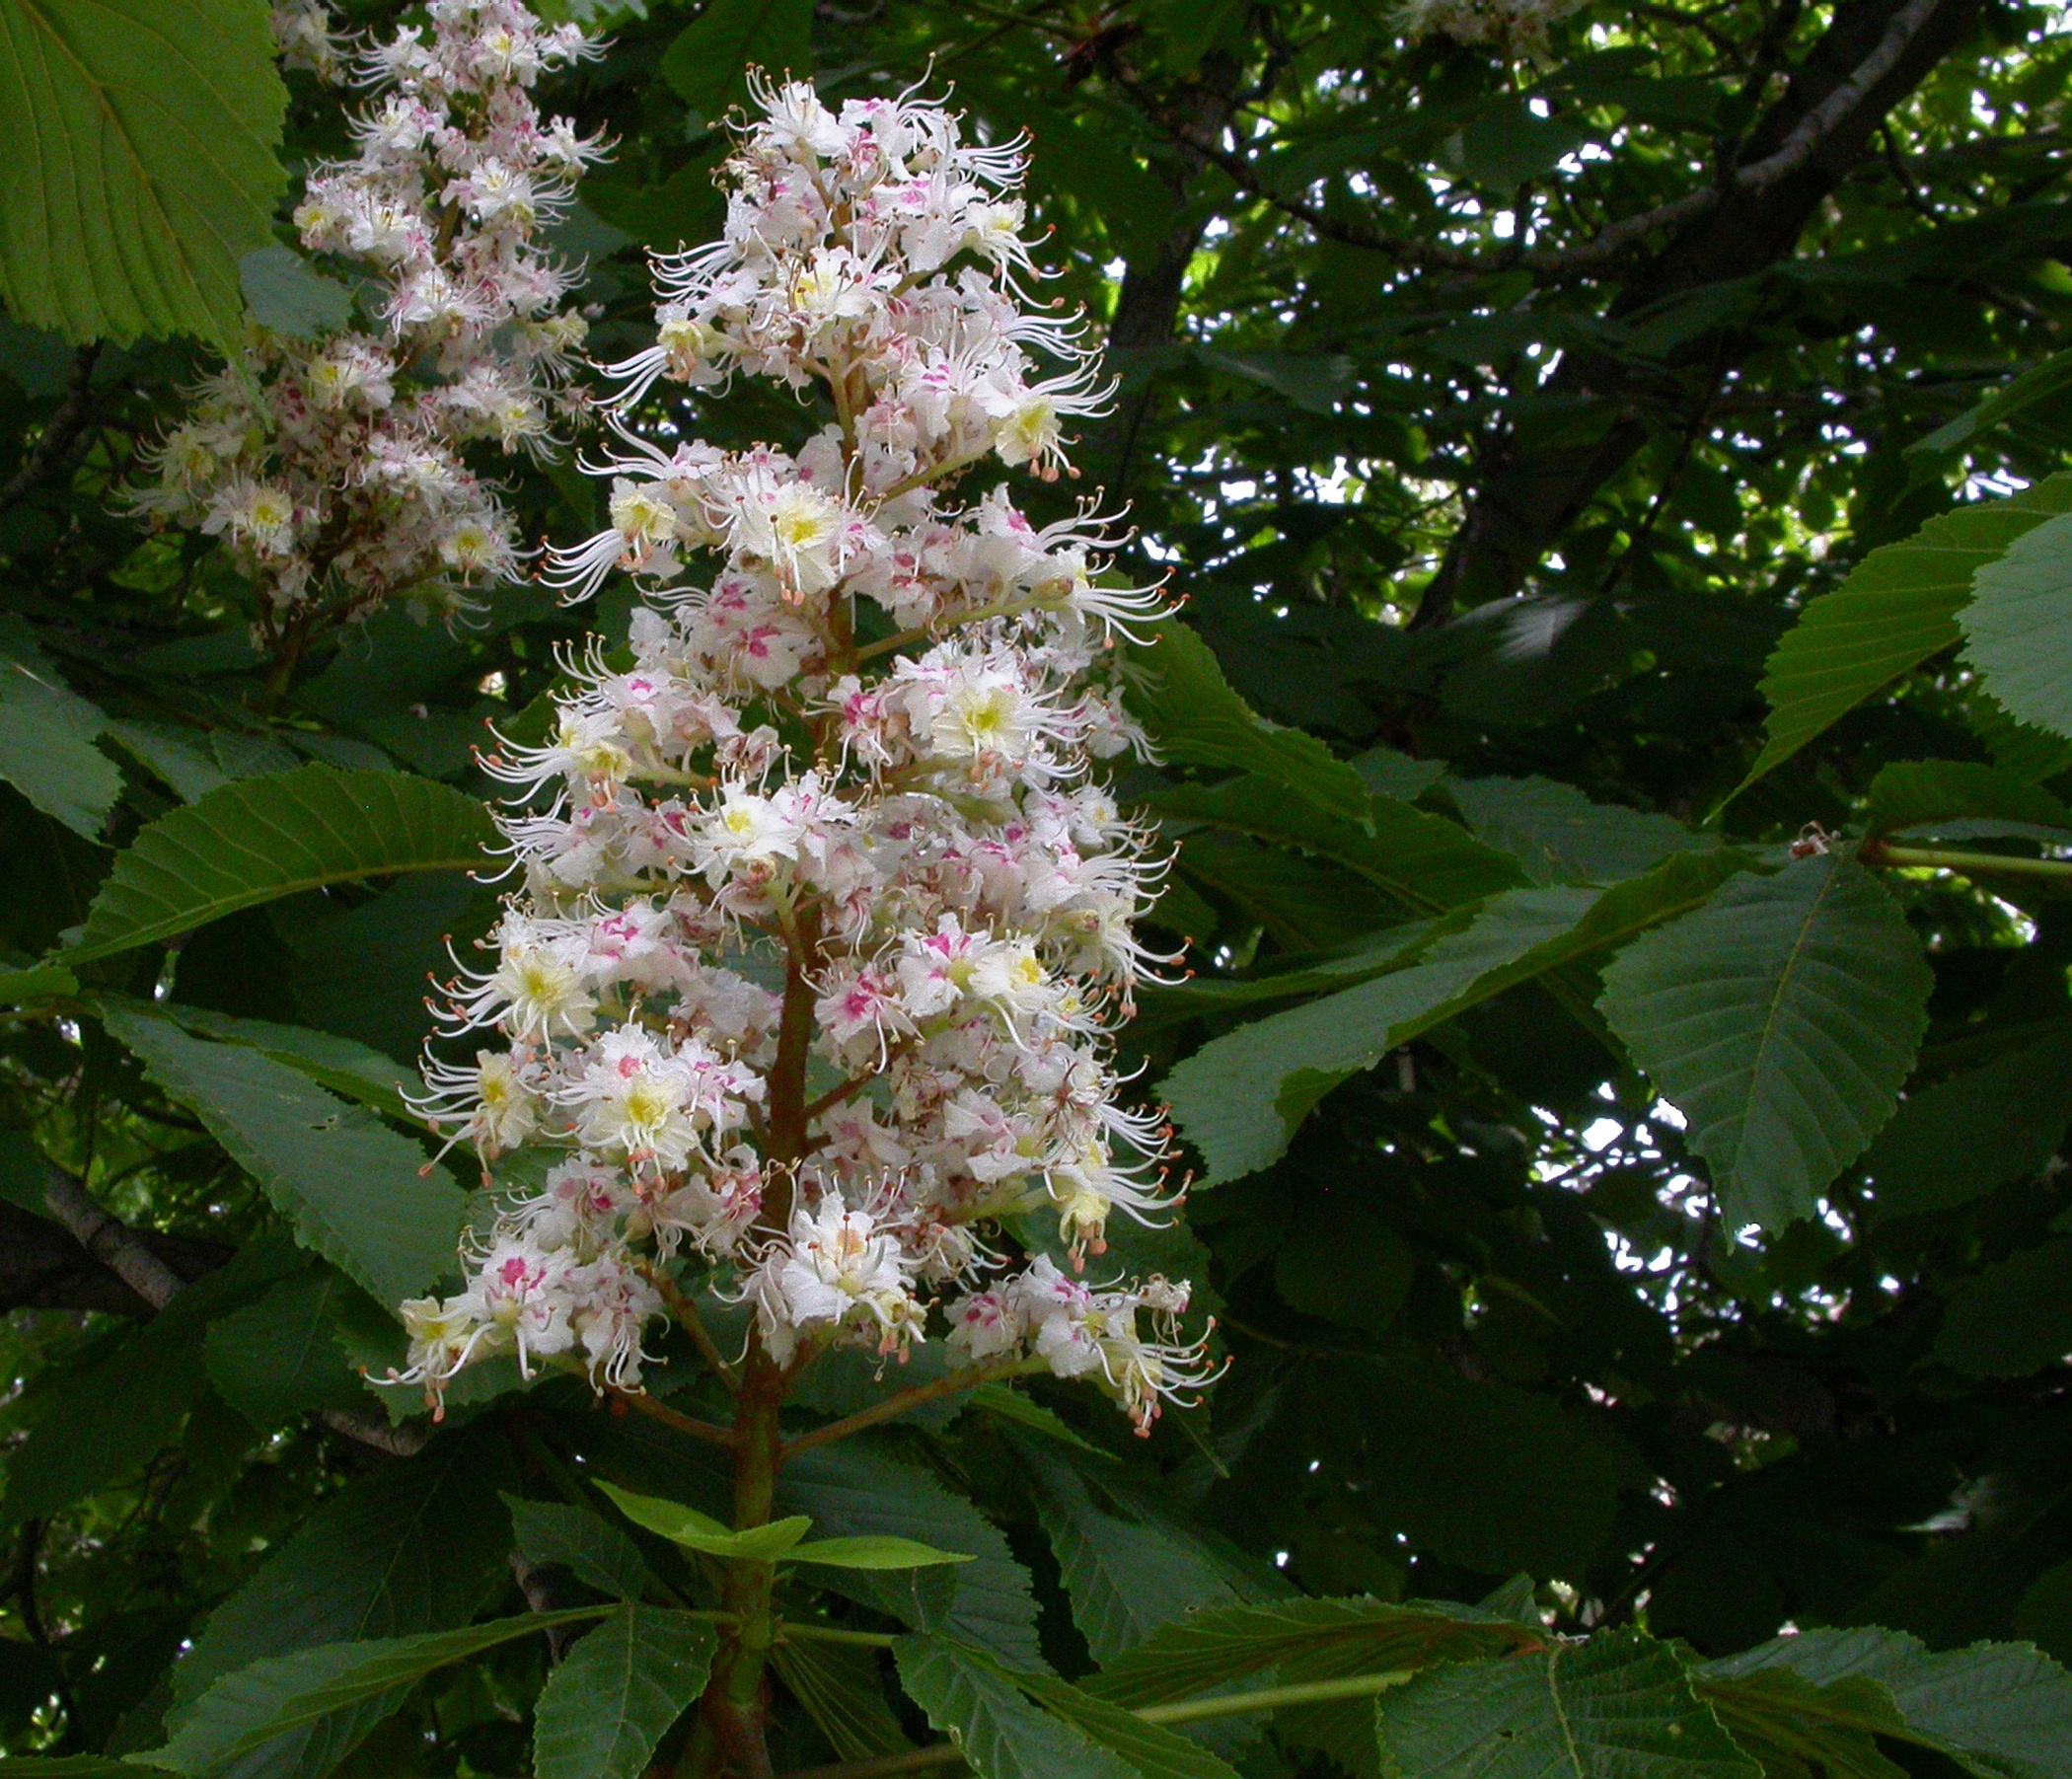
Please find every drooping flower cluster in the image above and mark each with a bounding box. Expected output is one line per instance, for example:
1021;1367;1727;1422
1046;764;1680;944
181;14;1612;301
398;78;1215;1433
132;0;602;640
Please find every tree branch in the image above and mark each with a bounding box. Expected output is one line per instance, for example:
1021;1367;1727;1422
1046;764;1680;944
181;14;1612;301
0;1199;224;1316
608;1386;740;1446
1412;0;1983;620
1118;0;1956;280
37;1164;186;1309
27;1163;426;1457
779;1361;1039;1461
0;346;100;512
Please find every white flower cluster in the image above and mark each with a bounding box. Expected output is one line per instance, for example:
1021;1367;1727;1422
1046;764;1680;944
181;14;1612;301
133;0;602;639
1395;0;1581;54
398;78;1214;1435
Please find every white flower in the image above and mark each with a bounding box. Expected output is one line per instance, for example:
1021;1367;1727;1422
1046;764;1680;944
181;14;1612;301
396;76;1201;1439
756;1195;923;1365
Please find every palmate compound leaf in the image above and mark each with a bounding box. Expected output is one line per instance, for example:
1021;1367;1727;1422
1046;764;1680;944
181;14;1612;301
1736;472;2072;796
1377;1628;1759;1779
1163;851;1748;1184
64;764;495;965
1961;509;2072;743
104;1006;464;1307
1597;853;1931;1232
531;1605;716;1779
1700;1625;2072;1779
1124;624;1375;831
150;1608;608;1773
0;0;287;346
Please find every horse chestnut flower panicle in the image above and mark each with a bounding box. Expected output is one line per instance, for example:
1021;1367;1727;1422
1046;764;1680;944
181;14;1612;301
399;76;1217;1435
132;0;603;641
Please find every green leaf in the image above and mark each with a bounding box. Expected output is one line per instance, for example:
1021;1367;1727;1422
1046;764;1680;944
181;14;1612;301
0;0;287;346
166;1430;515;1778
1163;889;1593;1182
1737;473;2072;794
1085;1598;1538;1711
104;1006;464;1306
104;719;232;802
894;1634;1140;1779
1696;1666;1909;1779
0;619;119;840
1444;775;1716;886
1164;852;1744;1184
1351;746;1447;802
660;0;810;119
597;1479;814;1561
153;1608;605;1772
152;1001;418;1121
1701;1626;2072;1779
1962;510;2072;742
1598;853;1932;1231
1197;348;1352;414
65;764;494;965
532;1605;715;1779
1126;626;1373;829
239;243;352;337
771;1638;915;1763
204;1269;370;1430
1026;1451;1251;1666
780;1443;1045;1669
1456;103;1592;186
1151;776;1527;915
1864;760;2072;841
1275;1194;1416;1336
1932;1239;2072;1378
506;1495;657;1601
788;1535;979;1570
1332;1357;1652;1579
1378;1627;1759;1779
1017;1671;1245;1779
967;1382;1115;1459
0;962;77;1003
1861;1022;2072;1222
1907;345;2072;462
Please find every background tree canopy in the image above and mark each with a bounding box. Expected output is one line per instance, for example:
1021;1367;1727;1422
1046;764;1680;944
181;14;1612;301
6;0;2072;1776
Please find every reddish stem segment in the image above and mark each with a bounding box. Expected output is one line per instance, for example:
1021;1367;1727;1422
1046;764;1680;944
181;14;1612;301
686;909;825;1778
